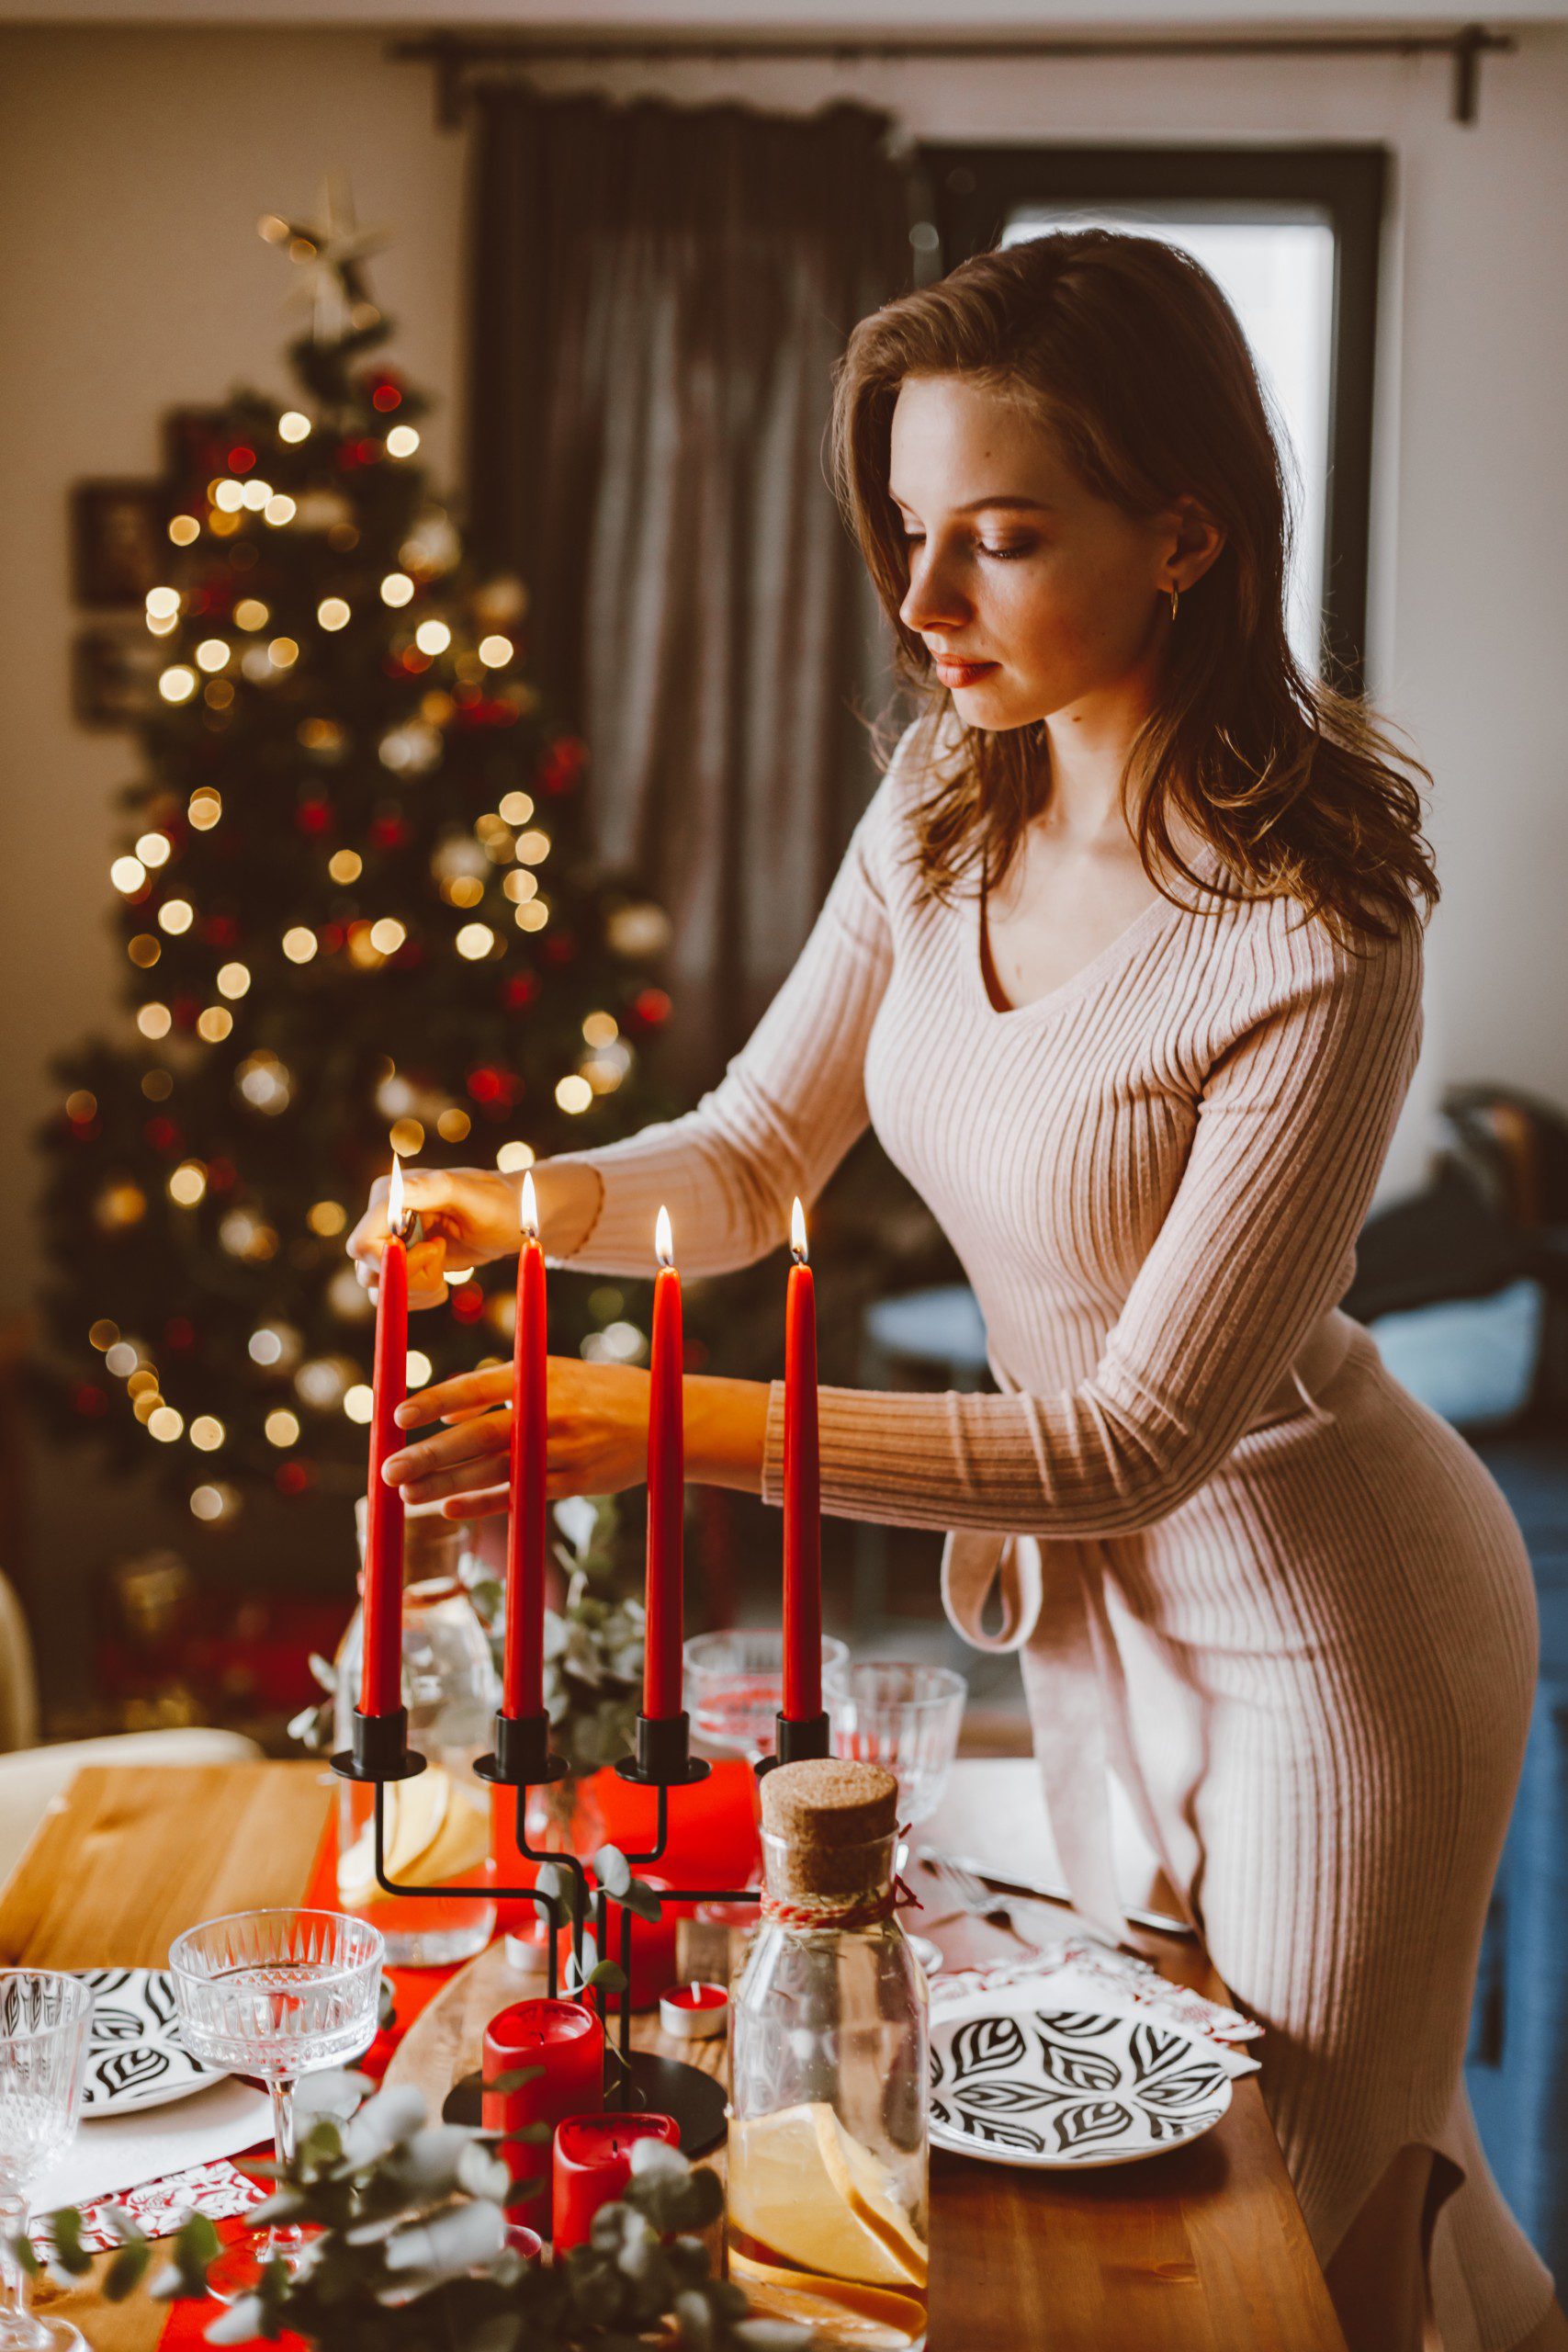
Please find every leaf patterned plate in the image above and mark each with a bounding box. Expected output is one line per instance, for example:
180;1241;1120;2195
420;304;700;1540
72;1967;227;2117
929;1988;1233;2168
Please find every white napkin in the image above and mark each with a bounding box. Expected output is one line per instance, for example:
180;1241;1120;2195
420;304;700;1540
29;2075;272;2216
921;1757;1187;1930
930;1935;1264;2078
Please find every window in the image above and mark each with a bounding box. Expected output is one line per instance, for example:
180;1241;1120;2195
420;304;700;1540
927;148;1387;689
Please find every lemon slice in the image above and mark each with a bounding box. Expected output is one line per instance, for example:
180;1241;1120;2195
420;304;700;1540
407;1775;491;1886
336;1767;447;1903
729;2250;927;2347
728;2103;925;2290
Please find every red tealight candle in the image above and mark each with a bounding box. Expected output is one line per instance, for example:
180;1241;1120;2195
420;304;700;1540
643;1205;684;1721
782;1195;822;1723
659;1981;729;2041
481;1998;604;2212
552;2111;679;2253
503;1169;547;1720
360;1155;409;1718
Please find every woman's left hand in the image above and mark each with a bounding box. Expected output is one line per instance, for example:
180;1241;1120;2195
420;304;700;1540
379;1357;652;1516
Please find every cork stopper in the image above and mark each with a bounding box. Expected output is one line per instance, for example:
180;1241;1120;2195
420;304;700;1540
760;1758;899;1902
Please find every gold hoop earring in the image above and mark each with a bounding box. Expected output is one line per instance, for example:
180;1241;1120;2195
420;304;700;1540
1169;585;1180;622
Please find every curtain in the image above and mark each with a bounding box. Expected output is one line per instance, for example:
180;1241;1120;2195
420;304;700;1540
467;89;911;1089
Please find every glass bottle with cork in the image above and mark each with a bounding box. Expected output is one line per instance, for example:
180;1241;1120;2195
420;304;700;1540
333;1494;499;1964
728;1757;929;2349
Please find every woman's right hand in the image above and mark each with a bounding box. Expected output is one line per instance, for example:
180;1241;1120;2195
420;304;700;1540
346;1166;525;1310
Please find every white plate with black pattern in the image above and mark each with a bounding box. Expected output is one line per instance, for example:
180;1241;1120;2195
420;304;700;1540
929;1989;1233;2168
73;1967;226;2117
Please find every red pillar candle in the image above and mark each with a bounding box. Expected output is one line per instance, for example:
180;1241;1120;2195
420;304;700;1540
782;1195;822;1723
643;1205;684;1720
552;2111;679;2253
360;1155;409;1718
481;1997;604;2208
504;1169;548;1719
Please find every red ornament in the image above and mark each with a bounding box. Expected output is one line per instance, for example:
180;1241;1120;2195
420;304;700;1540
503;975;539;1010
276;1461;311;1497
466;1065;511;1106
369;814;409;851
633;988;671;1029
539;738;586;796
164;1317;196;1351
73;1384;107;1418
296;800;332;835
143;1116;180;1153
450;1282;486;1325
228;445;256;474
370;381;402;413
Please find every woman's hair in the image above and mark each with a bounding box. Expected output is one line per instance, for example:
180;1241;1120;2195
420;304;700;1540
830;231;1437;944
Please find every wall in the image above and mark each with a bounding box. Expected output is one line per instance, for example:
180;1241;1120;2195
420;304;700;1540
1;23;1564;1638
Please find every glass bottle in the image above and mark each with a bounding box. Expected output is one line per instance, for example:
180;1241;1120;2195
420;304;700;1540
334;1496;499;1965
728;1758;929;2350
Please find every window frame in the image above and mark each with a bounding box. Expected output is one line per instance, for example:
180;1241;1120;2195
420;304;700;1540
921;143;1388;691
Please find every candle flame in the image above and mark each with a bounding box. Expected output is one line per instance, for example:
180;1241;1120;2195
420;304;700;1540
655;1204;674;1269
790;1194;808;1264
520;1167;538;1242
387;1152;404;1235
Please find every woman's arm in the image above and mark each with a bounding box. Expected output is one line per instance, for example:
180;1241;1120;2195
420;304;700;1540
710;916;1423;1537
532;752;906;1282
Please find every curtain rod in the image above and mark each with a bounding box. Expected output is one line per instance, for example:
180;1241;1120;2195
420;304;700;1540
389;22;1512;132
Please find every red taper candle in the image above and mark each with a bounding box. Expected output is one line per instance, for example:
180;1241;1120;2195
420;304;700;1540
643;1205;683;1720
782;1195;822;1722
360;1155;409;1717
504;1169;547;1719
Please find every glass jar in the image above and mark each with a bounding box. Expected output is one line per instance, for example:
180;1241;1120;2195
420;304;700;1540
728;1759;929;2349
334;1498;499;1966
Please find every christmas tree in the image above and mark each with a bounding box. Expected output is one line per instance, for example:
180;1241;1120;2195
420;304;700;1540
38;192;681;1535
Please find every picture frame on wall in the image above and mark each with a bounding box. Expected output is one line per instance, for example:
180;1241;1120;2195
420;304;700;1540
72;625;163;730
70;480;167;610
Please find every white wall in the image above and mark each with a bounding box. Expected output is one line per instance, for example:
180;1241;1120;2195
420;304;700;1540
0;22;1564;1625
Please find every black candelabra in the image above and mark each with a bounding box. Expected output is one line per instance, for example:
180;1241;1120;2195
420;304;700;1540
332;1698;830;2153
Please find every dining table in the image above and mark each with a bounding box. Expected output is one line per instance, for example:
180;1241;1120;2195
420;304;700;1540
0;1756;1349;2350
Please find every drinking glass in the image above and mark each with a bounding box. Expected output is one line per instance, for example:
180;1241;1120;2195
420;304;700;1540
684;1630;850;1762
825;1662;967;1973
169;1910;382;2302
684;1632;850;1928
0;1971;94;2352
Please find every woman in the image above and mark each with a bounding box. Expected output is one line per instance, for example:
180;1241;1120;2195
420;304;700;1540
350;232;1561;2351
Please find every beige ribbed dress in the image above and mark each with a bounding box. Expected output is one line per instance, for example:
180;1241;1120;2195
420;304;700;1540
548;722;1553;2346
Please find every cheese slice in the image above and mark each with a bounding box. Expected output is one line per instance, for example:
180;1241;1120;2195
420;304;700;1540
728;2103;926;2290
729;2250;927;2347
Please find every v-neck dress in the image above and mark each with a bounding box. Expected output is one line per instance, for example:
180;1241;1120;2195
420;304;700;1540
547;721;1551;2345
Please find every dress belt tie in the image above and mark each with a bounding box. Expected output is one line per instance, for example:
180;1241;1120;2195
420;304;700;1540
939;1308;1359;1947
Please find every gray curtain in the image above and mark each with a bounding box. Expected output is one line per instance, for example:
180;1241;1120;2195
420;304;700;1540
467;90;911;1089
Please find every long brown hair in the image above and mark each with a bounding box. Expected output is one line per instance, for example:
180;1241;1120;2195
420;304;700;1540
830;231;1437;944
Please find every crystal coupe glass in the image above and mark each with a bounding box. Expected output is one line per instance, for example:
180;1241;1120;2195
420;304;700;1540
169;1910;382;2302
0;1971;94;2352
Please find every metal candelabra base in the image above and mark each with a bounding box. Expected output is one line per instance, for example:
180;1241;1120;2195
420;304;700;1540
332;1701;830;2153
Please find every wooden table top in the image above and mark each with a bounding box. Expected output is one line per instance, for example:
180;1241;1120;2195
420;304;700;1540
0;1760;1348;2352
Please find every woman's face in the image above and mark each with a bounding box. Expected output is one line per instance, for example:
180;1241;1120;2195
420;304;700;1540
889;373;1188;733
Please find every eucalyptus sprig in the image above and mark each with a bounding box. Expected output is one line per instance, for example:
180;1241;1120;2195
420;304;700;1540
17;2070;809;2349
